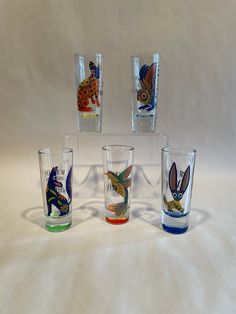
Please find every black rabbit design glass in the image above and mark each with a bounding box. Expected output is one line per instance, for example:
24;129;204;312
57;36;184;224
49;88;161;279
161;147;196;234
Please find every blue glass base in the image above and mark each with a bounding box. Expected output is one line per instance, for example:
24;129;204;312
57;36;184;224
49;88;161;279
162;223;188;234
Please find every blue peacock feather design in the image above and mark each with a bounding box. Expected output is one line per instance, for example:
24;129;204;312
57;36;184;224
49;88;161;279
137;62;158;112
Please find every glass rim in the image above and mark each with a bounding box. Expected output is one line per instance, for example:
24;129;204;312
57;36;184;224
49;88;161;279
162;146;196;155
38;147;73;155
74;52;103;58
102;145;134;152
131;52;160;59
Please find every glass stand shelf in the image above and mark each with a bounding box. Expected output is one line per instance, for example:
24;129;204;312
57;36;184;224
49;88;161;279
64;132;169;199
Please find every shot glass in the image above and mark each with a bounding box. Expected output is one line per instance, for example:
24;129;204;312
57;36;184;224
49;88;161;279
74;53;103;133
38;147;73;232
131;53;160;133
161;146;196;234
102;145;134;225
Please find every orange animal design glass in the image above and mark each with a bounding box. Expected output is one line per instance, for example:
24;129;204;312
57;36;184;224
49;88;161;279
74;53;103;132
77;61;100;112
103;145;134;225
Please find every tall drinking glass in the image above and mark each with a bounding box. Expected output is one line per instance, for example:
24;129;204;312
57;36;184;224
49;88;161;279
102;145;134;225
74;53;103;132
161;147;196;234
131;53;160;133
38;147;73;232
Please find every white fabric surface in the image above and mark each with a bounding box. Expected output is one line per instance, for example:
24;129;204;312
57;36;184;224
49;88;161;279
0;157;235;314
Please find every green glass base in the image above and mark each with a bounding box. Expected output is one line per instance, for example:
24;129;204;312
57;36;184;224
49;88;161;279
45;222;71;232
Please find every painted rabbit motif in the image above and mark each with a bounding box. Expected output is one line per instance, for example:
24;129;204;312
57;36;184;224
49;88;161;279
164;162;190;213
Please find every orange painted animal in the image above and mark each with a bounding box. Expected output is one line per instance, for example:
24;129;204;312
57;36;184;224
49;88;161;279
77;61;100;112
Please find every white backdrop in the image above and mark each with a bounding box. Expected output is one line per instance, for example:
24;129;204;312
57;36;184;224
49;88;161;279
1;2;236;314
0;0;236;170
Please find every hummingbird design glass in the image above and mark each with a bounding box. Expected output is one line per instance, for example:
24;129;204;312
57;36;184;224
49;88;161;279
102;145;134;225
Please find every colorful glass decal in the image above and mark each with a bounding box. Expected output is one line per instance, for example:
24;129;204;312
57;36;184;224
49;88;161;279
164;162;190;215
137;62;157;112
105;166;132;216
46;166;72;217
77;61;100;112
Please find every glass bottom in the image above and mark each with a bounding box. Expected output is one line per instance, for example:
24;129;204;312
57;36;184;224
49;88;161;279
105;216;129;225
132;113;156;133
78;112;101;132
162;224;188;234
45;213;72;232
45;222;71;232
161;210;189;234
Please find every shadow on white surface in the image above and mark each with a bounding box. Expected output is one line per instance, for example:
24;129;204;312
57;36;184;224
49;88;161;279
22;203;210;239
72;201;102;225
188;208;210;231
21;206;44;229
132;203;210;233
22;203;101;230
132;201;161;229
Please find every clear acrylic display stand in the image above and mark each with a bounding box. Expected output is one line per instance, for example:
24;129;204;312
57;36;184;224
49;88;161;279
64;132;169;200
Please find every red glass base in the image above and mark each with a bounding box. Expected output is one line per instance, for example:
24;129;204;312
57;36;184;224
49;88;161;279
105;216;129;225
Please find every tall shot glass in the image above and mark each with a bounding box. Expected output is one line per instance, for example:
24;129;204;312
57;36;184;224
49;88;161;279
161;147;196;234
102;145;134;225
131;53;160;133
38;148;73;232
74;53;103;133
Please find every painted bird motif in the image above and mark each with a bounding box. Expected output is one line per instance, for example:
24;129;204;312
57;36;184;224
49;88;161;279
105;166;132;216
77;61;100;112
137;62;157;112
46;167;72;217
164;162;190;214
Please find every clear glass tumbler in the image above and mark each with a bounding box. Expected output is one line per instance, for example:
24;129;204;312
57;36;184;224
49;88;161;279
74;53;103;133
102;145;134;225
161;146;196;234
38;147;73;232
131;53;160;133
